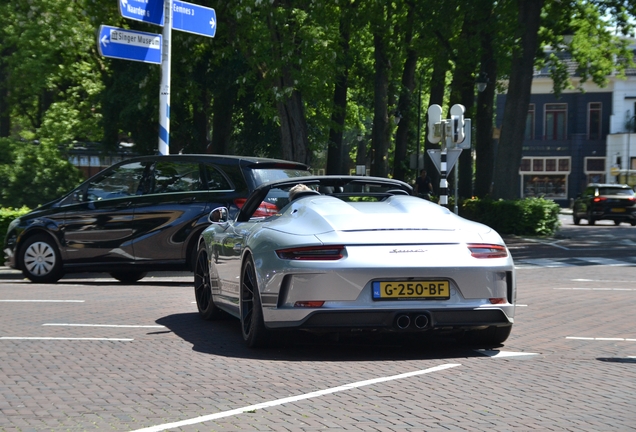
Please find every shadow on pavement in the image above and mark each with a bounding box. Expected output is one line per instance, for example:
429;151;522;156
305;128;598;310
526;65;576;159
155;312;491;362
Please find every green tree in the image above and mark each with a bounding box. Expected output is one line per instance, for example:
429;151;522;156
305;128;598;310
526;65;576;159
0;138;83;208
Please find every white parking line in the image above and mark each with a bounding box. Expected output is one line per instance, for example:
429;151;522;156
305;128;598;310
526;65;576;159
554;288;636;291
0;300;85;302
130;363;461;432
567;337;636;342
0;337;133;341
42;324;164;328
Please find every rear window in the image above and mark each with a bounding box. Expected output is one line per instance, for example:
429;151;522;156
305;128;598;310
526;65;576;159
251;168;311;185
599;187;634;196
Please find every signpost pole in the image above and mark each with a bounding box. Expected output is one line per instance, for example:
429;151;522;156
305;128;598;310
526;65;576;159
159;0;173;155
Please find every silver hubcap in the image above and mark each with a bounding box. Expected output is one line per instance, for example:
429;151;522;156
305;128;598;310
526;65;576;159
24;242;56;276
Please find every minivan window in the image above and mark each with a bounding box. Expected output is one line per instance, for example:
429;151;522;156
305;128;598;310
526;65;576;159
86;162;146;201
203;164;233;191
152;161;202;194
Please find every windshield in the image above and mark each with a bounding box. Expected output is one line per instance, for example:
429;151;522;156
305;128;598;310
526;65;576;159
599;187;634;196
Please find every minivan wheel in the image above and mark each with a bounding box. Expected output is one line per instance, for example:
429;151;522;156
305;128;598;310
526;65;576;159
573;214;580;225
109;271;147;283
20;234;64;283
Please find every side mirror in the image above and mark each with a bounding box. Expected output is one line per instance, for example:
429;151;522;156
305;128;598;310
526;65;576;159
208;207;228;223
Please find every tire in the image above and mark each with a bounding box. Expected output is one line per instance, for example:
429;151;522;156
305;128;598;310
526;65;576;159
109;271;147;283
459;325;512;347
588;213;595;225
20;234;64;283
240;256;269;348
614;220;621;226
194;247;223;320
573;214;580;225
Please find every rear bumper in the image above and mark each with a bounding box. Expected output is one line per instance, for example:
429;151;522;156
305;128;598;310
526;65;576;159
266;308;513;332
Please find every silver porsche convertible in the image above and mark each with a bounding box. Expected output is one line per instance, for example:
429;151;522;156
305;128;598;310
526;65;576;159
194;176;515;348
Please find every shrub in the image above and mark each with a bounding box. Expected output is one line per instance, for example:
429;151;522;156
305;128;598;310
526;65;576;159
0;206;31;242
461;197;561;236
0;138;83;209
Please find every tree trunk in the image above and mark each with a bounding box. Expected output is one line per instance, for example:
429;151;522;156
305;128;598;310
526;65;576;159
371;31;390;177
474;27;498;197
393;1;418;182
492;0;543;199
0;60;9;138
209;85;236;155
326;16;353;175
277;81;310;165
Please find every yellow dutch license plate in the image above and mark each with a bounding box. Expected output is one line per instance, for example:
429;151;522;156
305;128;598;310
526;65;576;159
611;208;626;213
372;281;450;300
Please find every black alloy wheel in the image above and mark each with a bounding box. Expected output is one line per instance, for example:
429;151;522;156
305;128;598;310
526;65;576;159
194;247;222;320
240;256;269;348
20;234;64;283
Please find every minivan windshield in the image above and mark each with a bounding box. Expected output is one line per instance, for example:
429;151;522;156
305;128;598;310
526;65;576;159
599;187;635;196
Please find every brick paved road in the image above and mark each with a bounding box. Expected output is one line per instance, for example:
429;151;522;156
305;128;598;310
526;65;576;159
0;264;635;431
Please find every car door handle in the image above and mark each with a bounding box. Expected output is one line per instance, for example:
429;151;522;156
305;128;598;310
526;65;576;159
116;202;132;208
179;197;196;203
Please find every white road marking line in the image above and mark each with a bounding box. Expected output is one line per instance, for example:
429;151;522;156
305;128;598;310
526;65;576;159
130;363;461;432
567;337;636;342
554;287;636;291
0;300;85;302
572;279;635;283
0;337;133;341
476;350;539;358
42;323;164;328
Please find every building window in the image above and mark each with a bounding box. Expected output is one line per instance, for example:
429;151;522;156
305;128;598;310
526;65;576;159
519;156;570;199
525;104;535;140
584;157;606;184
545;103;567;140
588;102;601;139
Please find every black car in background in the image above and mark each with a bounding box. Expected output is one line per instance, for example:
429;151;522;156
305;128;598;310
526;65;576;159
573;183;636;226
3;154;310;283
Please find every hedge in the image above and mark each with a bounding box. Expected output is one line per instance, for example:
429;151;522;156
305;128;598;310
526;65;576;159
0;207;31;243
460;197;561;236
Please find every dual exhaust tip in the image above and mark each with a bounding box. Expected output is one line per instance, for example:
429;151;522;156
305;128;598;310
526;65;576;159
395;313;429;330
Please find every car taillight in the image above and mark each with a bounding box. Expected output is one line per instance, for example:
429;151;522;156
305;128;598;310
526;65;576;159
467;244;508;259
592;196;607;203
233;198;279;217
276;245;345;261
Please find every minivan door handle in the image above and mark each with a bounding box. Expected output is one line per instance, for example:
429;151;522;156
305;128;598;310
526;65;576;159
179;197;196;203
116;201;133;209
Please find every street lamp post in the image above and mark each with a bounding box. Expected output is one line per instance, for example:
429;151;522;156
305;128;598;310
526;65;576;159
627;116;635;185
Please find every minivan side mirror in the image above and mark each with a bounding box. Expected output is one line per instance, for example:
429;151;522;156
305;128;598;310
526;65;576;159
208;207;228;223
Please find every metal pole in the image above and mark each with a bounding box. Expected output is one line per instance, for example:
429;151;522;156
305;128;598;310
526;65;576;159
416;74;422;171
627;116;634;185
158;0;172;155
439;126;449;207
454;157;459;214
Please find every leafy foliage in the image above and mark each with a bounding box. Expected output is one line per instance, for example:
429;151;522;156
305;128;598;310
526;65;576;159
461;196;561;236
0;138;83;209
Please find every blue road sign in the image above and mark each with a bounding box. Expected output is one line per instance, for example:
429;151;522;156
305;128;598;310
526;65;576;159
97;25;162;64
172;0;216;38
119;0;165;26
